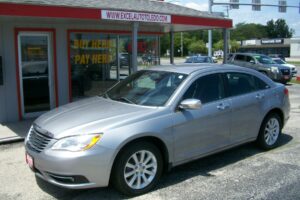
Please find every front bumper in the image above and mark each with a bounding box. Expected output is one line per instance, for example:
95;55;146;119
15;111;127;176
269;71;292;82
25;142;116;189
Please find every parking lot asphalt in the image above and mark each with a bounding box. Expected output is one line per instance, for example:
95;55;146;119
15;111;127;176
1;83;300;200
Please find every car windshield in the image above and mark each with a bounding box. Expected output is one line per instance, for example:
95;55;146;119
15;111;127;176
104;70;187;106
273;59;286;64
255;55;276;64
185;57;194;63
195;57;209;63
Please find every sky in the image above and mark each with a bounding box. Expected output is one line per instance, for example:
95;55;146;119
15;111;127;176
167;0;300;37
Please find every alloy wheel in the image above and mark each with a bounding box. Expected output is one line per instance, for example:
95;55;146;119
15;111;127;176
264;117;280;146
123;150;157;190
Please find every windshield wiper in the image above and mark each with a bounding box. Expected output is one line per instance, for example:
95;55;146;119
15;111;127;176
101;92;110;99
119;97;135;104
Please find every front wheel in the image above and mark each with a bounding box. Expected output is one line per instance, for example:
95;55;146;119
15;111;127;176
256;113;282;150
111;142;163;196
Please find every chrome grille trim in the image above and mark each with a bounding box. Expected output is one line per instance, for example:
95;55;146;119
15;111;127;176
26;127;53;153
280;69;290;75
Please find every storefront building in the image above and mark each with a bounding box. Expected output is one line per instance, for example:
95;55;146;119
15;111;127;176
0;0;232;123
290;37;300;58
239;38;292;58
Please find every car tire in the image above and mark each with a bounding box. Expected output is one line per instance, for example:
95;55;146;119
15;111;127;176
111;142;163;196
281;80;288;85
256;113;282;150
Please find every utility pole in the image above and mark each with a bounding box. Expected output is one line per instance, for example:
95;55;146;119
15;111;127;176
181;32;183;57
208;0;213;57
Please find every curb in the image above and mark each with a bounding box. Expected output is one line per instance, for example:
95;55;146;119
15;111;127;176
0;136;24;145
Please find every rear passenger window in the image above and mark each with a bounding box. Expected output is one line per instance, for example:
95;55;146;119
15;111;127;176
235;55;246;61
246;56;255;63
182;74;225;104
254;76;270;90
226;73;256;96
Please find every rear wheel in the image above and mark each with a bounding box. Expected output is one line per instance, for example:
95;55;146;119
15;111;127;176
111;142;163;196
257;113;282;150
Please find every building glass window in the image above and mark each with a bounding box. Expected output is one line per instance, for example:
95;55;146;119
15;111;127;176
119;35;159;76
69;32;159;100
70;33;117;100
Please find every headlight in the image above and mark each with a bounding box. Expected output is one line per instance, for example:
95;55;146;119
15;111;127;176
51;134;102;152
271;67;279;73
25;126;33;143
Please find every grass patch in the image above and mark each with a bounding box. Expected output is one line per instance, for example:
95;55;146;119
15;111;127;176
289;78;300;84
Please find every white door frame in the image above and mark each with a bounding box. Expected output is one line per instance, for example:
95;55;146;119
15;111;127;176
17;32;55;118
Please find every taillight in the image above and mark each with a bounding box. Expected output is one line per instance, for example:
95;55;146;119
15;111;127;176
284;87;289;96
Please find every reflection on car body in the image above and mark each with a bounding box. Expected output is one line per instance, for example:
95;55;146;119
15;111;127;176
185;56;214;64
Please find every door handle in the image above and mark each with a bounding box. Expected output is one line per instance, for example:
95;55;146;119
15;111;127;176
255;93;265;100
217;103;230;110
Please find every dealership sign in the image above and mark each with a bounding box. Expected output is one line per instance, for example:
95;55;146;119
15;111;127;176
101;10;171;23
261;39;284;45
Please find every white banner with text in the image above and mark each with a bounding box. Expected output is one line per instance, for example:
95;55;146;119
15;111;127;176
101;10;171;23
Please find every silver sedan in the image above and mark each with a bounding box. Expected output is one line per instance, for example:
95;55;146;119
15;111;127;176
25;64;290;196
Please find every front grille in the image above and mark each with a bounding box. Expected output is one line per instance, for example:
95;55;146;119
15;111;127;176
281;69;290;75
26;127;53;153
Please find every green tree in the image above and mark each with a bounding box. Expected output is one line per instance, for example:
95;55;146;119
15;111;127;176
188;40;207;54
231;23;268;41
160;30;223;56
160;34;170;56
213;40;240;52
266;19;294;38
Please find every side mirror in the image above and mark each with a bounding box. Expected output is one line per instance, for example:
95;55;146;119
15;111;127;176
179;99;202;110
249;60;255;64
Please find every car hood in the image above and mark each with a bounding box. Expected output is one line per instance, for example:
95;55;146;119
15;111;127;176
34;97;159;139
281;63;296;69
264;63;290;69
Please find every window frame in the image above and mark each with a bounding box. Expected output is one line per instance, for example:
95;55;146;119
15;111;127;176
180;72;226;105
234;54;246;62
222;72;269;98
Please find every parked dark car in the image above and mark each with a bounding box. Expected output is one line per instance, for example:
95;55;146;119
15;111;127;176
228;53;292;84
185;56;215;63
111;53;130;68
272;58;297;76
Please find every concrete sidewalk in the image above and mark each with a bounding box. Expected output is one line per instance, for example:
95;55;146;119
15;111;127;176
0;119;34;144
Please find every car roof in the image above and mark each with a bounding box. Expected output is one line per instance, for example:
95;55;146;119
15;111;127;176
147;64;248;75
232;53;266;57
188;55;209;58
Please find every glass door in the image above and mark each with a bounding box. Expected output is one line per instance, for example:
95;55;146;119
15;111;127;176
18;33;54;118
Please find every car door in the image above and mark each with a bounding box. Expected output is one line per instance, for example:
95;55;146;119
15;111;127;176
172;73;231;163
244;55;258;70
224;72;267;143
232;54;247;67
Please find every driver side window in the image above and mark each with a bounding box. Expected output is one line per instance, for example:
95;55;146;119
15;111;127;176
182;73;225;104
